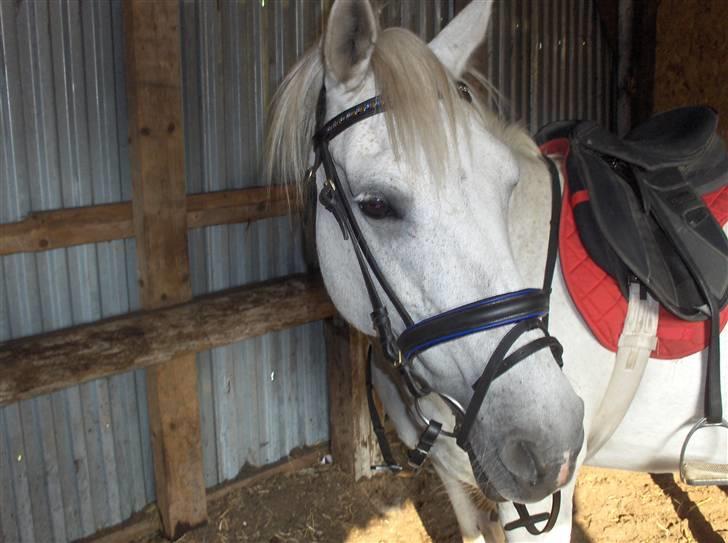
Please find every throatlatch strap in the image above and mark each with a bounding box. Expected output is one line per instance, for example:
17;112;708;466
407;420;442;469
365;347;442;473
365;347;403;473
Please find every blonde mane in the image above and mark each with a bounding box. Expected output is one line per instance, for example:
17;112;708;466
262;27;540;193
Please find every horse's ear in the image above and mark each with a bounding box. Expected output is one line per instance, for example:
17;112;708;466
429;0;494;78
324;0;378;89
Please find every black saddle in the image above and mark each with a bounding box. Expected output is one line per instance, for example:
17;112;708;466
537;106;728;321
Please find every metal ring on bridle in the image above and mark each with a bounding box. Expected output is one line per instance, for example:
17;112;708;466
413;393;466;438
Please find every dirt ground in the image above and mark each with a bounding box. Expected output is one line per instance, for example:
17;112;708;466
136;452;728;543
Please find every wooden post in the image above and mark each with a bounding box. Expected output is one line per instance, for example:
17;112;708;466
122;0;207;538
325;318;382;480
617;0;658;135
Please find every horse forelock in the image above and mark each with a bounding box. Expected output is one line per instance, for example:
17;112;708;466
262;26;540;198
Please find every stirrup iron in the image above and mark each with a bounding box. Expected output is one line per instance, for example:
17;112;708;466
679;417;728;485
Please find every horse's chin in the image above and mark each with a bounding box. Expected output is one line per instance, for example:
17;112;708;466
470;455;571;505
478;475;507;503
468;451;508;502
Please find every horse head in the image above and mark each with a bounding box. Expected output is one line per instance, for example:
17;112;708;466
265;0;584;505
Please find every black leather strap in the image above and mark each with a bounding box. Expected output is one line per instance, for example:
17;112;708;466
316;87;414;330
542;157;563;325
504;491;562;535
636;168;724;423
706;302;722;423
407;420;443;469
318;140;411;361
365;346;403;473
397;289;550;361
457;319;554;448
315;96;384;143
319;140;414;330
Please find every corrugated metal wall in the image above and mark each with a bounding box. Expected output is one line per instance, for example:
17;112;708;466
483;0;615;131
177;0;453;487
0;2;153;542
0;1;614;541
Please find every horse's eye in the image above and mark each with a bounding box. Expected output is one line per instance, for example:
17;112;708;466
358;195;393;219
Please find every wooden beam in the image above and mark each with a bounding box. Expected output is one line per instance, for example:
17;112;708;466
617;0;658;134
0;185;294;256
205;444;327;502
123;0;204;536
187;186;293;230
628;0;658;127
596;0;619;53
325;318;382;480
0;202;131;256
0;274;334;406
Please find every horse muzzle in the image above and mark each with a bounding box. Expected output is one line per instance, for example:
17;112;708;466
474;422;584;504
500;436;582;501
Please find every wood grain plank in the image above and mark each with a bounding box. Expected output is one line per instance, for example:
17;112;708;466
0;274;334;406
123;0;205;535
0;186;295;256
186;185;294;229
0;203;131;256
325;318;382;481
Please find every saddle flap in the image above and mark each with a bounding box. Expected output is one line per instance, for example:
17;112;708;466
640;167;728;305
571;148;680;310
570;144;728;319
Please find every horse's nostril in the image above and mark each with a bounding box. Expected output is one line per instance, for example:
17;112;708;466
500;439;541;485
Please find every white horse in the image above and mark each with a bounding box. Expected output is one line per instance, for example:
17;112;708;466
264;1;728;541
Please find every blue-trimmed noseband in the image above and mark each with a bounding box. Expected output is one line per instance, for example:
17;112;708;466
397;288;550;361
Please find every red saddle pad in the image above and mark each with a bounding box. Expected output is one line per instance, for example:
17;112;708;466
542;138;728;359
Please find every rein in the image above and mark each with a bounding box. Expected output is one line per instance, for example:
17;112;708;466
307;83;565;536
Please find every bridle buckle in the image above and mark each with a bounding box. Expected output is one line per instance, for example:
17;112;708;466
394;350;404;368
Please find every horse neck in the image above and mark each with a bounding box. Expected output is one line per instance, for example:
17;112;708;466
507;158;555;287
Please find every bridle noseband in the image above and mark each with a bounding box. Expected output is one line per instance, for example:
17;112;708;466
307;83;565;535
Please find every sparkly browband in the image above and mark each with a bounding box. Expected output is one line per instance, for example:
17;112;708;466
313;82;472;144
314;96;383;143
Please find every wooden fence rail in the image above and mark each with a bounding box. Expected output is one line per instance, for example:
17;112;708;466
0;185;295;256
0;274;334;406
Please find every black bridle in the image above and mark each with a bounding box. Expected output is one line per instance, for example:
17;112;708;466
307;83;565;536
